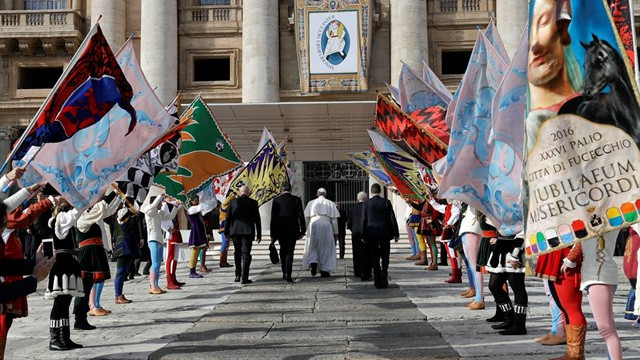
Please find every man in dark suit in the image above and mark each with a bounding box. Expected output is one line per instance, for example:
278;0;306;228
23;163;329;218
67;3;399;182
361;184;399;289
348;191;369;280
270;182;305;283
225;185;261;284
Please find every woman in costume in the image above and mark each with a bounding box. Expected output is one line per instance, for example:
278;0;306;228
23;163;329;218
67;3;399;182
141;194;179;294
429;199;462;283
73;189;119;330
46;198;84;351
162;202;185;289
485;226;528;336
562;232;623;360
112;207;141;302
459;206;484;310
186;196;213;278
416;200;441;270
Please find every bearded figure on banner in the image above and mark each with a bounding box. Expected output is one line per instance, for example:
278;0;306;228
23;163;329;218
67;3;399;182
324;20;346;60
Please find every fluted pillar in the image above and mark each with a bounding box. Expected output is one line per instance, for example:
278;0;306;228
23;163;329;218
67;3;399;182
242;0;279;103
2;0;12;10
91;0;126;50
391;0;428;86
496;0;529;59
141;0;178;105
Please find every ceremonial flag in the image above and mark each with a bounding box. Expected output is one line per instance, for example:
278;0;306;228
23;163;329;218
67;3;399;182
368;130;427;203
483;18;510;63
523;0;640;256
409;105;450;145
438;31;511;233
398;63;449;112
256;127;277;153
387;83;400;103
11;24;136;163
18;40;173;210
609;0;637;71
422;61;452;104
155;96;242;204
226;141;289;206
346;151;396;192
374;94;448;165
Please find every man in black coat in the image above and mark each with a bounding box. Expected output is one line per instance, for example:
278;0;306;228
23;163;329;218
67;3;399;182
348;191;369;280
270;182;305;283
361;184;399;289
225;185;261;284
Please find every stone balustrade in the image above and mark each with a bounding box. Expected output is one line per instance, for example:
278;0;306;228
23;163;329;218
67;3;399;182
0;9;84;56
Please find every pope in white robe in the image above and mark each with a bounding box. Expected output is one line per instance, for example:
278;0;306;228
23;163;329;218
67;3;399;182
302;188;339;275
323;20;346;60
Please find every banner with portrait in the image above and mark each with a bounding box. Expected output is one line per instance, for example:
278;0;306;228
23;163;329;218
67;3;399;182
294;0;374;93
524;0;640;257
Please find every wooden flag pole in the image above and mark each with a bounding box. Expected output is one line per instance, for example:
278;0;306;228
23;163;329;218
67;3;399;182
111;183;139;215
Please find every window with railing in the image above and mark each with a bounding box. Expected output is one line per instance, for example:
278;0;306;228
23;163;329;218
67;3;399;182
199;0;231;5
439;0;481;12
24;0;66;10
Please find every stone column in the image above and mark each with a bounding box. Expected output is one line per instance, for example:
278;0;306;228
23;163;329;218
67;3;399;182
242;0;279;103
141;0;178;105
91;0;126;50
0;126;20;174
390;0;428;86
71;0;82;11
2;0;12;10
496;0;528;59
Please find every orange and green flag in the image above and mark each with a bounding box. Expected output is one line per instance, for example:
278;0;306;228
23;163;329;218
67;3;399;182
154;96;242;203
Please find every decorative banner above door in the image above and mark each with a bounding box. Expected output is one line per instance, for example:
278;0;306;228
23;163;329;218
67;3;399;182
294;0;374;93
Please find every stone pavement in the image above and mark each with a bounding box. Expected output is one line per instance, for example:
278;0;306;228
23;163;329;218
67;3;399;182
5;239;640;359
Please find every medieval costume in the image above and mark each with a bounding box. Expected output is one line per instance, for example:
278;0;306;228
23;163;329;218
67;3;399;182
459;206;484;310
302;192;339;276
429;199;462;283
162;202;185;289
485;228;528;336
416;201;441;270
72;190;119;330
0;195;55;353
186;198;213;279
112;207;141;303
46;204;84;351
141;195;179;293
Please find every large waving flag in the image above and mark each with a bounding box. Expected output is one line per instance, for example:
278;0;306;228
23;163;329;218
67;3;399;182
483;18;510;63
346;151;396;193
409;105;450;145
422;61;452;104
155;96;242;204
398;63;449;112
374;94;448;165
17;40;173;210
368;130;427;203
11;24;136;163
438;31;517;234
226;141;289;206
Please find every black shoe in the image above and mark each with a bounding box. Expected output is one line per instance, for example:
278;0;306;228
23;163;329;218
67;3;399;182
491;304;514;330
360;277;371;281
310;263;317;276
234;276;241;282
49;328;70;351
486;304;506;322
73;320;96;331
60;326;82;349
142;271;150;276
285;277;293;283
320;271;331;277
499;305;527;335
241;279;253;284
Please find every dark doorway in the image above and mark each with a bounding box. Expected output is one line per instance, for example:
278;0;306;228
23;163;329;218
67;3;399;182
304;161;369;216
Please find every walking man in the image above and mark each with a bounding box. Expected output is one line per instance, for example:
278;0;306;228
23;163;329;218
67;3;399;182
225;185;261;284
361;184;399;289
270;182;305;283
348;191;369;280
302;188;340;277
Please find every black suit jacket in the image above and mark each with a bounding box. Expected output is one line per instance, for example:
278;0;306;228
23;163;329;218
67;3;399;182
361;195;399;241
0;259;37;304
348;202;364;238
225;196;261;238
270;192;305;240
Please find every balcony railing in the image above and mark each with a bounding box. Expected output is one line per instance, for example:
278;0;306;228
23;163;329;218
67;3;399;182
0;9;85;56
181;6;239;23
439;0;481;13
0;9;83;33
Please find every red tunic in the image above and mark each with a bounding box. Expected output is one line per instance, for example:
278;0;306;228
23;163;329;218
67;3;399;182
0;198;53;318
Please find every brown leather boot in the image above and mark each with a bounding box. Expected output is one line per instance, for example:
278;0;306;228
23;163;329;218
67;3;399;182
549;325;585;360
219;250;233;268
406;253;421;260
414;250;428;266
427;263;438;271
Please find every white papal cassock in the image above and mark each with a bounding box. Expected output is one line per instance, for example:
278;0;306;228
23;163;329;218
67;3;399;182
302;195;340;273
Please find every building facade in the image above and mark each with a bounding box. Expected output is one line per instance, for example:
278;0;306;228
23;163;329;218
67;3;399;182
0;0;629;218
